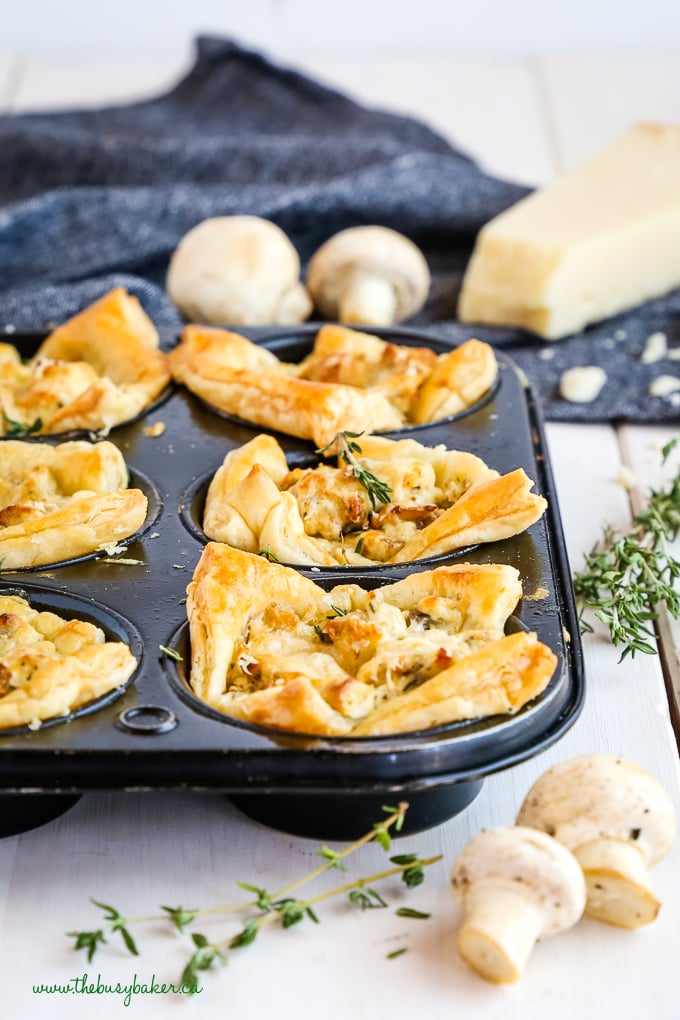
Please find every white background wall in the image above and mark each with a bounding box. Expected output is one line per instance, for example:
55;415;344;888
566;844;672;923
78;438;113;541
4;0;680;55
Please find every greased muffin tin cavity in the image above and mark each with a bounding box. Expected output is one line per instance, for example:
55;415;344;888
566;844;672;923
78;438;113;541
0;323;584;840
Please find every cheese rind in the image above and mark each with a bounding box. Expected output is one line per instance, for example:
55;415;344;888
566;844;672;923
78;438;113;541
458;123;680;340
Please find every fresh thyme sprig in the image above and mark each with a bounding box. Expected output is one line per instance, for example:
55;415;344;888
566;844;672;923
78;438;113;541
316;431;393;510
573;438;680;659
68;803;442;990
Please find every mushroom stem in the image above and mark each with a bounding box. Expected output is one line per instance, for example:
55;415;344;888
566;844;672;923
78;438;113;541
573;838;661;928
456;882;545;984
277;282;314;324
339;274;398;325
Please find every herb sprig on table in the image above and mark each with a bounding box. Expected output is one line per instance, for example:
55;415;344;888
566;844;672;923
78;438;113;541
67;803;441;990
316;430;393;510
573;438;680;659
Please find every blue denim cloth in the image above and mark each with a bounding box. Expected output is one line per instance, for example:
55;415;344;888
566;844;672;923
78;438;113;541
0;36;678;422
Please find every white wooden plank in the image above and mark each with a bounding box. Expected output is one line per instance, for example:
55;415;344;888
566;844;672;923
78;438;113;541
3;2;680;58
538;54;680;170
294;56;556;185
0;57;18;112
11;54;190;111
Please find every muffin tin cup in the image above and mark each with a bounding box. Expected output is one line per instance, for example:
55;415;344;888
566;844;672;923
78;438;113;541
0;582;145;738
178;468;479;572
0;330;175;442
0;324;584;840
1;466;163;574
191;328;501;439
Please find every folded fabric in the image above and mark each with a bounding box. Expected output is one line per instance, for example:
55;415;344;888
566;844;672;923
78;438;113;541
0;35;677;422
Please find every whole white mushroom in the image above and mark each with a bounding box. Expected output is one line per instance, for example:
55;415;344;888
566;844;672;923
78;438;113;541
306;225;431;326
167;216;312;326
451;826;586;984
516;754;676;929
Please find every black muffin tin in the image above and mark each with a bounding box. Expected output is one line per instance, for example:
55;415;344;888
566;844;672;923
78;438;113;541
0;325;584;839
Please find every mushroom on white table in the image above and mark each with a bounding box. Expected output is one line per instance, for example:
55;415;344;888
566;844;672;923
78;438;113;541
450;825;586;984
516;754;676;928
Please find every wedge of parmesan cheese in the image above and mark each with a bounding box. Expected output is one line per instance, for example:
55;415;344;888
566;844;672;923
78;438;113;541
458;123;680;340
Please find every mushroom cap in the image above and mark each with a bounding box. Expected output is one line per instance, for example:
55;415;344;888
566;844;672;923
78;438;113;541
516;754;676;866
306;226;431;321
451;825;586;936
166;216;312;326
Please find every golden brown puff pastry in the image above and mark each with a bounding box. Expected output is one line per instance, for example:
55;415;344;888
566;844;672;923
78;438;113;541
202;433;546;567
0;288;170;436
168;323;497;447
0;594;137;729
185;543;556;736
0;440;148;569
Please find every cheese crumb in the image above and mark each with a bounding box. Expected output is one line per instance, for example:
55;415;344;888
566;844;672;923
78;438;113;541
101;541;128;556
99;557;145;565
641;332;668;364
649;375;680;397
559;366;607;403
617;465;638;490
142;421;166;437
538;348;555;361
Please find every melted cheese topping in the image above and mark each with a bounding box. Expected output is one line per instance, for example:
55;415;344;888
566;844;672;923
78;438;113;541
0;595;137;729
203;433;548;567
169;323;498;448
0;440;148;569
0;352;102;431
224;591;499;719
186;545;558;737
0;288;170;436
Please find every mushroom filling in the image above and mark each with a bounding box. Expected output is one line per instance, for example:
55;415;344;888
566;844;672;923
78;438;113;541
296;342;437;414
225;595;496;706
281;458;449;559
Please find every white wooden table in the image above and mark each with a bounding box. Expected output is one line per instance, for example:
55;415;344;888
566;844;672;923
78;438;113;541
0;47;679;1019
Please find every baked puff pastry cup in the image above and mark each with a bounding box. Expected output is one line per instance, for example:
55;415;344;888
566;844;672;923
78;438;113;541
202;432;547;567
0;594;137;730
185;543;558;737
0;287;170;436
169;322;497;447
0;440;148;570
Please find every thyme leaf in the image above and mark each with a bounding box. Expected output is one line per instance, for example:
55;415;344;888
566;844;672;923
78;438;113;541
387;947;408;959
395;907;431;919
326;604;347;618
159;645;182;661
2;414;42;437
257;545;281;562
